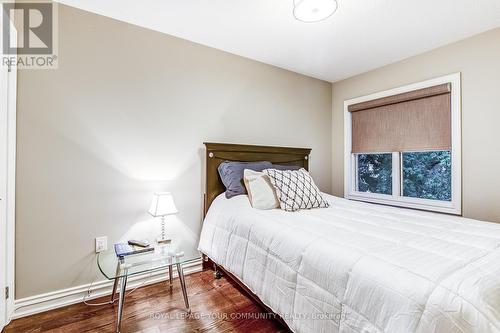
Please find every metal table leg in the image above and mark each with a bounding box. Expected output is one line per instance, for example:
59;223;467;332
116;273;128;333
168;264;173;287
176;262;190;312
110;263;120;303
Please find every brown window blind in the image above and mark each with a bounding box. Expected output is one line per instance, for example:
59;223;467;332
349;83;451;153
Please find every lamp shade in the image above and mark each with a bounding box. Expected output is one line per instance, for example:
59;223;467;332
148;192;178;217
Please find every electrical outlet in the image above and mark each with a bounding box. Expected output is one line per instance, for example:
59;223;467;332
95;236;108;253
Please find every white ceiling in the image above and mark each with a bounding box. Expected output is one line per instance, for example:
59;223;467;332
56;0;500;82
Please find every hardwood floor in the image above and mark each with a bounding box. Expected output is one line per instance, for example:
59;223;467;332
4;270;288;333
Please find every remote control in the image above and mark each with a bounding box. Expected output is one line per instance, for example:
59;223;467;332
128;239;150;248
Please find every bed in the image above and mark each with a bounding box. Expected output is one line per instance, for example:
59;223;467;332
198;143;500;333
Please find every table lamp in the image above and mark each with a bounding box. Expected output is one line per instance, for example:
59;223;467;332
148;192;178;244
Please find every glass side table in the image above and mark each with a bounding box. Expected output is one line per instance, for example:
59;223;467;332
97;245;200;333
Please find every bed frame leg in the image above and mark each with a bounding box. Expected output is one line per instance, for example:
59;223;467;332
202;254;222;279
213;264;222;279
202;254;211;271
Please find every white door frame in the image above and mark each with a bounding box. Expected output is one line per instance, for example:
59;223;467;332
5;54;17;327
0;15;17;328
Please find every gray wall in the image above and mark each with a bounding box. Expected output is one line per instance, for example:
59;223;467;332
16;5;332;298
332;28;500;223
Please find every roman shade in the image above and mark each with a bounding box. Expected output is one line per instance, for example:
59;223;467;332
349;83;451;153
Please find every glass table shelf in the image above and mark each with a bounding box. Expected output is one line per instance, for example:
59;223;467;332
97;244;201;280
96;243;200;333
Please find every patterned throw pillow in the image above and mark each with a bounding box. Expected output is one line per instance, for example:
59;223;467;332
263;168;329;212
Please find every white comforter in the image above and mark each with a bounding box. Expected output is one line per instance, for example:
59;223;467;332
198;193;500;333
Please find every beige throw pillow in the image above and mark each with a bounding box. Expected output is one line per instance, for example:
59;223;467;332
243;169;279;210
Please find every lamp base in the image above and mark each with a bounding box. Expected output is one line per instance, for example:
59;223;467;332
156;237;171;245
157;216;171;245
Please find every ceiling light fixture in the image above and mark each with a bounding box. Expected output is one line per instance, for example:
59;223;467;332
293;0;338;23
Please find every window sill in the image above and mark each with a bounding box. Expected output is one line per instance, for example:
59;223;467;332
345;191;461;215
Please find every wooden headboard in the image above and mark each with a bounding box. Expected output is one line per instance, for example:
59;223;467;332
203;142;311;216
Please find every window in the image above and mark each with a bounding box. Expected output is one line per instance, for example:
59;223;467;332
344;74;461;214
402;151;451;201
356;153;392;195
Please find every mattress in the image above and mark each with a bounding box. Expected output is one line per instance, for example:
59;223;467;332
198;193;500;333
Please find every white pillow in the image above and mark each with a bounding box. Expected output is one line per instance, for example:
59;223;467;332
263;168;329;212
243;169;279;210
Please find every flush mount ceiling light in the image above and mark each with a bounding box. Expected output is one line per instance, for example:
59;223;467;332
293;0;338;23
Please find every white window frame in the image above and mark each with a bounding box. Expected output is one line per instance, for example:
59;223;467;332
344;73;462;215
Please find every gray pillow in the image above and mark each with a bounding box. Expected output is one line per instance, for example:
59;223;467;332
271;164;302;171
218;161;273;198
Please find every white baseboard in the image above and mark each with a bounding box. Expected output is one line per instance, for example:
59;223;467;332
12;258;202;320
